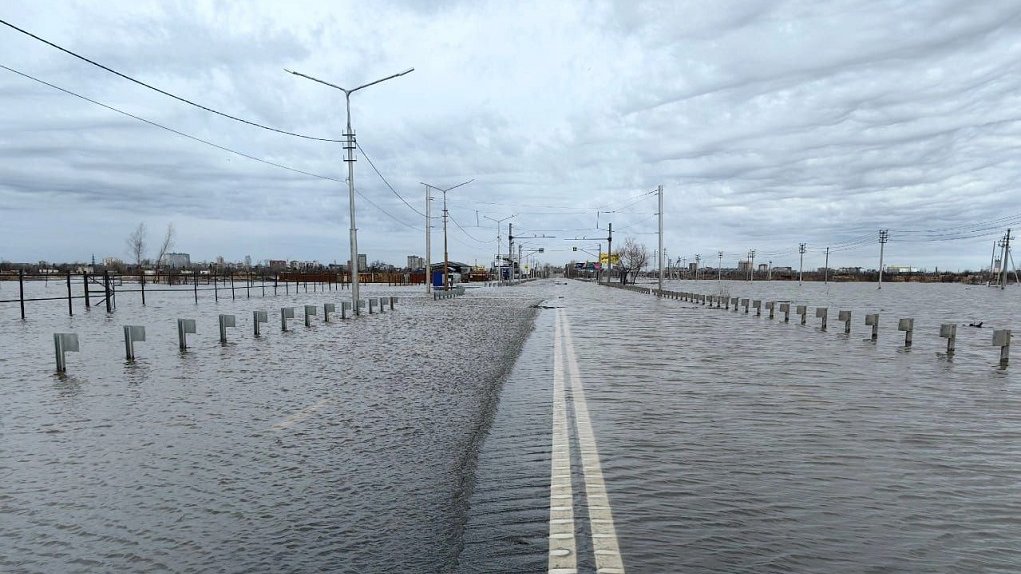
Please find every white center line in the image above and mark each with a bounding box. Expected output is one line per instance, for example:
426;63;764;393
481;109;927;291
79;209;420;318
560;308;626;573
549;312;578;573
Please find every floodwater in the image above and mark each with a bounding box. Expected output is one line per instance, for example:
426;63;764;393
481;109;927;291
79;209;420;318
461;279;1021;573
0;280;542;573
3;277;1020;573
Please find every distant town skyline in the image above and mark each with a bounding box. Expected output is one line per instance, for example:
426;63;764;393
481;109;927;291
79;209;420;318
2;1;1020;273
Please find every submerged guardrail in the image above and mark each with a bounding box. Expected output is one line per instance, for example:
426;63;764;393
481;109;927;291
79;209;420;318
600;281;1013;369
50;296;399;373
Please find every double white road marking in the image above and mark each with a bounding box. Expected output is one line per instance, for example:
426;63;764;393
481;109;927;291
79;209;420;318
549;308;624;574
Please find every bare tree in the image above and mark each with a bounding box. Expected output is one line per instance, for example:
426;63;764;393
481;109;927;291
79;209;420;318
126;222;146;269
154;223;176;278
616;237;648;285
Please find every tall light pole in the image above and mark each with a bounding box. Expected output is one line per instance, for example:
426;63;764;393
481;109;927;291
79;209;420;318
657;184;664;296
747;249;756;281
484;213;515;278
717;251;723;284
422;184;433;294
422;179;474;290
287;66;414;314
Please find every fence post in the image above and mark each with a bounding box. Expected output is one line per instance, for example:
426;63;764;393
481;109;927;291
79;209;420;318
231;272;235;300
18;269;26;320
83;272;90;308
214;274;219;301
193;272;198;303
66;272;73;316
104;271;112;313
140;271;146;306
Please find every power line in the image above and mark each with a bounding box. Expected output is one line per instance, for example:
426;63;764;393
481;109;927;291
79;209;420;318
448;213;492;244
0;18;343;142
356;142;427;217
0;63;421;231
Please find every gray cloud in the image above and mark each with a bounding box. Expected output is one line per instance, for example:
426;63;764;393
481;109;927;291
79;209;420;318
1;0;1020;272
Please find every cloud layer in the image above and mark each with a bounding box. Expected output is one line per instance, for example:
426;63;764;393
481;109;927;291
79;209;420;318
2;0;1020;271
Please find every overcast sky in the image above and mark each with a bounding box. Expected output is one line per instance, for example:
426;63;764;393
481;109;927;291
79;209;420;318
2;0;1021;272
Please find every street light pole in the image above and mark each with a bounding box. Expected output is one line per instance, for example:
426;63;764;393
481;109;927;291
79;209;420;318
657;184;664;296
423;184;432;294
286;66;414;315
483;213;515;279
421;179;473;291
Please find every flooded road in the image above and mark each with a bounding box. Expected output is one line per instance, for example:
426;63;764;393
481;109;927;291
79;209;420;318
462;279;1020;573
3;278;1020;572
0;282;543;573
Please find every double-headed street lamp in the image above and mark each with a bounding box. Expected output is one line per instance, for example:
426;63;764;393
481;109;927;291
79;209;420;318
421;179;474;290
483;213;515;278
286;66;414;314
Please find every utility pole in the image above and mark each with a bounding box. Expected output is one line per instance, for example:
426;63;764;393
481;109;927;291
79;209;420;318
988;240;998;287
694;253;701;280
657;184;664;295
607;222;613;281
508;223;514;281
518;244;523;282
824;246;830;284
878;229;889;290
747;249;756;281
286;66;414;316
423;184;432;294
799;243;806;285
767;260;772;281
717;251;723;284
483;213;514;280
1001;228;1012;289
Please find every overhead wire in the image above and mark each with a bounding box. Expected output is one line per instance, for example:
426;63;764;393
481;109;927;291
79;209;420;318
0;63;421;230
0;18;343;142
356;142;427;217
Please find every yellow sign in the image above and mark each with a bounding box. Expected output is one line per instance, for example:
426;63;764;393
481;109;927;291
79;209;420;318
600;253;620;265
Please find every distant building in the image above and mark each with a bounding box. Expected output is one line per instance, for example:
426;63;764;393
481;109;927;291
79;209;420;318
886;265;918;273
244;255;252;268
738;260;752;273
407;255;424;270
103;257;123;267
164;253;191;268
758;263;769;272
347;254;368;272
268;260;287;270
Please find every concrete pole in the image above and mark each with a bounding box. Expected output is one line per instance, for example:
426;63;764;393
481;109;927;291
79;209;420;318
658;185;664;295
717;251;723;284
1001;229;1012;289
443;190;450;290
344;94;362;315
878;229;889;290
424;184;431;294
824;246;830;284
988;240;998;286
798;243;806;285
